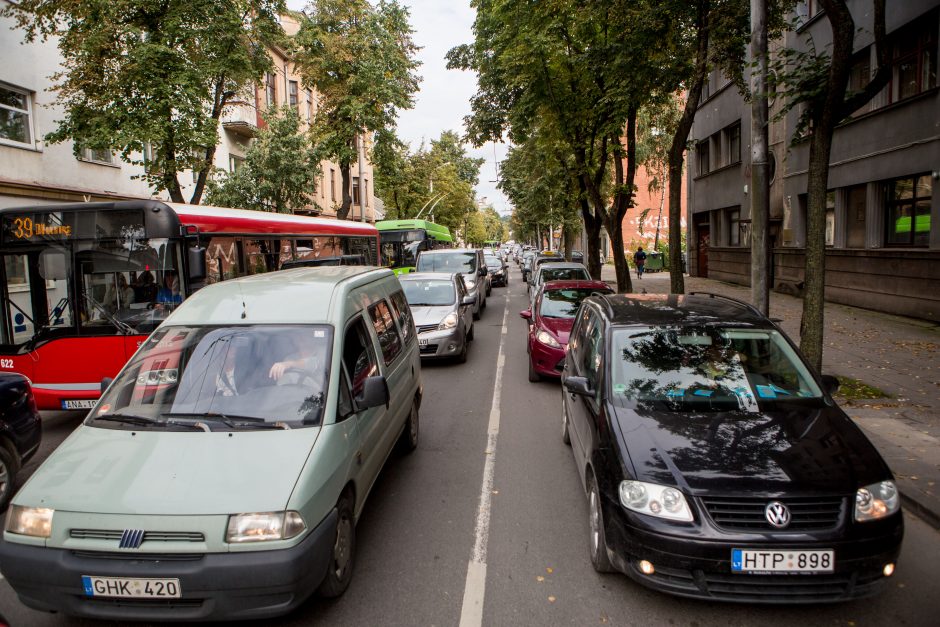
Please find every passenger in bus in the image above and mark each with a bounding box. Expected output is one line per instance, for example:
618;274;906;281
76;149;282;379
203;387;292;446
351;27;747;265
132;271;157;304
103;274;134;313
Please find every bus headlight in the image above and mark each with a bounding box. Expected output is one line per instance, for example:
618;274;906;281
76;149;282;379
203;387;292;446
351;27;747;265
6;505;54;537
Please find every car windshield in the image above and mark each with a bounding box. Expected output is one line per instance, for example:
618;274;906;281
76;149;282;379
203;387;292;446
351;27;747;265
485;258;501;268
402;279;455;306
609;326;823;412
540;288;609;318
540;267;590;283
417;252;476;273
87;325;333;430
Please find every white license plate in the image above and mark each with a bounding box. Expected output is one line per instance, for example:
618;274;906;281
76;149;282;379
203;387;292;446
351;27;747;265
418;338;428;346
731;549;834;574
62;399;97;409
82;576;181;598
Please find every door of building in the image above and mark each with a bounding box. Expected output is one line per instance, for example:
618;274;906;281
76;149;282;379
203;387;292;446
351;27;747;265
696;225;710;277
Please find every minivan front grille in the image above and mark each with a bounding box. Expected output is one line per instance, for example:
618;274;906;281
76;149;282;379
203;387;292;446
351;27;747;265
701;496;845;531
70;530;206;543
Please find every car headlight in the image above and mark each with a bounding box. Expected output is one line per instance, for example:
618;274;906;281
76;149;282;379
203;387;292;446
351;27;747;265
226;511;306;543
536;330;561;348
465;279;476;288
439;312;458;330
855;480;900;522
6;505;54;537
619;481;693;522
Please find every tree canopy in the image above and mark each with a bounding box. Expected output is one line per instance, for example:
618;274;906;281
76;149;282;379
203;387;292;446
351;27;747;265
2;0;287;204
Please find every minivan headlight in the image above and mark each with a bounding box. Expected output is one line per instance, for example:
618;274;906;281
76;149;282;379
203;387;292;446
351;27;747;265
226;511;306;543
619;481;693;522
6;505;54;537
855;481;900;522
439;313;458;330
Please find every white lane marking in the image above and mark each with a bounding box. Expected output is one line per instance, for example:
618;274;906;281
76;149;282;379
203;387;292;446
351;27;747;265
459;292;509;627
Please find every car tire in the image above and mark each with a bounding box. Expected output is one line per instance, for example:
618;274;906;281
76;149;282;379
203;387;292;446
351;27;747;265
467;324;475;341
318;491;356;598
456;339;468;364
0;446;16;511
587;474;614;573
528;357;541;382
473;304;481;321
397;398;419;454
562;397;571;445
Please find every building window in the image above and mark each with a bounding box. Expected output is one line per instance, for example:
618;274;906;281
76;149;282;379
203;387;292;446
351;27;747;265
0;83;33;147
825;191;836;247
352;176;360;206
265;73;277;107
885;174;932;247
79;146;114;165
725;122;741;166
306;89;313;122
330;168;336;202
228;155;245;173
364;179;369;207
289;81;298;108
890;14;937;104
847;51;873;116
729;209;741;246
697;139;710;176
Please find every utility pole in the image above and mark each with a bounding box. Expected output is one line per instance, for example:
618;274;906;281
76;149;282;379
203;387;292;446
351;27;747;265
357;133;367;222
750;0;770;314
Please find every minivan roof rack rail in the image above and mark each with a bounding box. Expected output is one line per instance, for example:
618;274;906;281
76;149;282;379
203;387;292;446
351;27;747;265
688;291;766;319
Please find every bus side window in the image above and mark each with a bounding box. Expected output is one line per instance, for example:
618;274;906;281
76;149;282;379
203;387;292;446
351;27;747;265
205;237;239;284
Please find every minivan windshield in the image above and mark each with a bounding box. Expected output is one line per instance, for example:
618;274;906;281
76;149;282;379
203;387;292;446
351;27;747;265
87;325;333;430
401;279;455;306
417;251;477;274
610;326;823;413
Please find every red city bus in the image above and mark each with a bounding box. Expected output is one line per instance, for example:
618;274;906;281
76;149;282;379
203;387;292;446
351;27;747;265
0;200;379;410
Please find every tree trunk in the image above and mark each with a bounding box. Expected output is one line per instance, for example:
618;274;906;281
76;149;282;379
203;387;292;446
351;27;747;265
668;0;710;294
800;1;855;373
580;198;603;280
608;109;637;293
750;0;770;315
337;161;353;220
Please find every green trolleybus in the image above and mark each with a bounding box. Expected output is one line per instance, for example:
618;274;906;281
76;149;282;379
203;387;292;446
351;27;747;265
376;219;453;275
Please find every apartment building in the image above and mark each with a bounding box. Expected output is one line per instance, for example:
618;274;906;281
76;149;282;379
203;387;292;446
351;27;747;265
0;6;376;219
687;0;939;321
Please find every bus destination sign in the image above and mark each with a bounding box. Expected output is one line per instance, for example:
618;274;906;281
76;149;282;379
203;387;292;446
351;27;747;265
1;215;73;242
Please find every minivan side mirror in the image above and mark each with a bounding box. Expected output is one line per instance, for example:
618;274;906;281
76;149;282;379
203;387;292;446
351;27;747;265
564;376;593;396
820;374;840;396
478;267;487;276
356;375;390;410
461;295;476;306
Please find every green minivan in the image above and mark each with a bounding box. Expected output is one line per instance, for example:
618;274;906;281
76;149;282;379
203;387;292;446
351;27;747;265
0;267;422;621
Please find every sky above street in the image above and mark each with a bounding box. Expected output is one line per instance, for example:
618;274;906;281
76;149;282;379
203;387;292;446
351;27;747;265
287;1;511;215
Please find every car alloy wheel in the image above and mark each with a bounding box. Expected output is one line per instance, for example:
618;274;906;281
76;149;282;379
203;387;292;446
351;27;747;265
588;475;614;573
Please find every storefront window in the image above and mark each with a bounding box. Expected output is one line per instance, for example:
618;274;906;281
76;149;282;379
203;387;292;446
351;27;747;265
885;175;932;247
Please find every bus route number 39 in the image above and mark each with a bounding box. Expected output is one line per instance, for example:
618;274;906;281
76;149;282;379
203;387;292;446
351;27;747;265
0;359;14;369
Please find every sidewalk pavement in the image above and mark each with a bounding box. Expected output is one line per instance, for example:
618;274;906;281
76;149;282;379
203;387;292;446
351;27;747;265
600;265;940;529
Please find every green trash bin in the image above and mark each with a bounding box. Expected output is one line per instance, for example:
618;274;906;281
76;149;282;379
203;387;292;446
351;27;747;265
645;251;664;272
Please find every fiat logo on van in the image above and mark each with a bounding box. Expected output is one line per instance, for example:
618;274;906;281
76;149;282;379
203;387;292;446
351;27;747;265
764;502;791;528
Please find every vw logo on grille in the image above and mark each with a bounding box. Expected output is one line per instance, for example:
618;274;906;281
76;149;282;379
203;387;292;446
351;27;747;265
119;529;145;549
764;501;791;528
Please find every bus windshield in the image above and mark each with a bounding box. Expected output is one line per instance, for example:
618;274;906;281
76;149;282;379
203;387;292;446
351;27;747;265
1;236;183;347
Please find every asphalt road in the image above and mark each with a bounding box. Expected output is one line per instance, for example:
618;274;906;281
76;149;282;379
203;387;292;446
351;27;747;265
2;264;939;626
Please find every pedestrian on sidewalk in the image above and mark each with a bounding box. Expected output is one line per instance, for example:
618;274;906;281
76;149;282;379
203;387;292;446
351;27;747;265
633;246;647;279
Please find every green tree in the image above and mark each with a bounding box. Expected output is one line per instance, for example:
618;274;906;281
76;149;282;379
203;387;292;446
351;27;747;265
770;0;889;372
2;0;286;204
295;0;421;220
205;107;319;213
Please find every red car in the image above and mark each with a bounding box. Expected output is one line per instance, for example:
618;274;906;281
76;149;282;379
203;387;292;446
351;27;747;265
520;280;613;381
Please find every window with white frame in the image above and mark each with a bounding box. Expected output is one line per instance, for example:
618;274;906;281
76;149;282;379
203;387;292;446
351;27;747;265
0;83;34;147
79;146;114;165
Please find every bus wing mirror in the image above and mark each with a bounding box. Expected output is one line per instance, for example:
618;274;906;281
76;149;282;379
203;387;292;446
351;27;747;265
187;245;207;282
100;377;113;394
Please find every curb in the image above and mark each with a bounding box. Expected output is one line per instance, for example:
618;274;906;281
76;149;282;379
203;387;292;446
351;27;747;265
900;490;940;531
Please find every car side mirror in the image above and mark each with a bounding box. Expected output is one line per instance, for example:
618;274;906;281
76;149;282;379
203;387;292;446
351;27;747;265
461;295;476;306
100;377;113;394
820;374;840;396
356;375;390;410
520;309;532;320
564;376;593;396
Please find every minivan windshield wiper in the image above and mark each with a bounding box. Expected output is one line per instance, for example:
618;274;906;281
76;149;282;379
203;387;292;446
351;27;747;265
91;413;208;431
163;412;290;430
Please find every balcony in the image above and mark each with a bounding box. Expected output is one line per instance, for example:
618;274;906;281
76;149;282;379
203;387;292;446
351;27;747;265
221;101;258;138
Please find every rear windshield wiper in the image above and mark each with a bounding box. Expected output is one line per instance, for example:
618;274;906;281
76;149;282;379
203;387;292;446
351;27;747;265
163;412;290;430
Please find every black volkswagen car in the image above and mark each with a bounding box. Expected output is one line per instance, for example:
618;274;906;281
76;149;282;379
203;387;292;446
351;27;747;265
0;372;42;510
561;293;903;602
